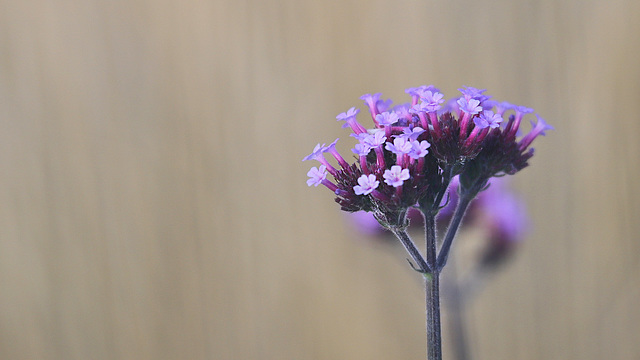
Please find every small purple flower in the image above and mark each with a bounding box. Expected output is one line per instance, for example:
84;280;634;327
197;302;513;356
324;138;349;168
385;137;413;155
375;111;400;126
458;86;487;99
409;103;432;130
377;98;393;113
392;103;413;121
417;85;440;94
458;97;484;137
519;115;554;150
360;93;382;105
474;110;503;129
411;102;429;114
514;105;534;117
302;142;326;162
307;165;328;187
457;97;483;115
419;91;445;112
352;143;371;156
361;93;383;118
302;142;339;175
354;174;380;195
495;101;514;116
336;107;360;122
508;105;535;136
399;127;426;141
404;86;421;96
405;85;439;97
444;97;461;113
383;165;411;187
336;107;366;134
409;140;431;159
406;85;440;106
363;131;387;148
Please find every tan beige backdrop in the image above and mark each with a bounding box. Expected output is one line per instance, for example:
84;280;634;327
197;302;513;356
1;1;639;359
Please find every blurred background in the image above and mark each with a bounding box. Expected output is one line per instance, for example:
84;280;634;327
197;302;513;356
0;0;639;359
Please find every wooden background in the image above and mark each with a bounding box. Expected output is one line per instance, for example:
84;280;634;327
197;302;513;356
0;0;639;359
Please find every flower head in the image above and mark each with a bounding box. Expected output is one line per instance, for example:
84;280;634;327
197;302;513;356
305;84;550;225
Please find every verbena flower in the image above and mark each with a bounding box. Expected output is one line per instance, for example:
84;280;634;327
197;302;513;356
376;111;400;126
354;174;380;195
383;165;411;187
306;165;327;187
304;85;551;228
420;91;445;112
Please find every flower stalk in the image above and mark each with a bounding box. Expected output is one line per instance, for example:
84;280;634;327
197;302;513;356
437;193;474;272
423;211;442;360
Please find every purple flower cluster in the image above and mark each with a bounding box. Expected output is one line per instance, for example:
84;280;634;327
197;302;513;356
304;85;551;227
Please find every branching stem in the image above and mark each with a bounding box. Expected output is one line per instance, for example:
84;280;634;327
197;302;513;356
390;228;430;274
436;194;473;272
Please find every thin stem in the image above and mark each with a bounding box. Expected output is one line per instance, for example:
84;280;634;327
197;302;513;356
426;272;442;360
424;213;442;360
436;194;473;272
390;228;430;274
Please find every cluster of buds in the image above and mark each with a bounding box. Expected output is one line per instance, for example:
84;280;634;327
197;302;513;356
304;85;552;228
